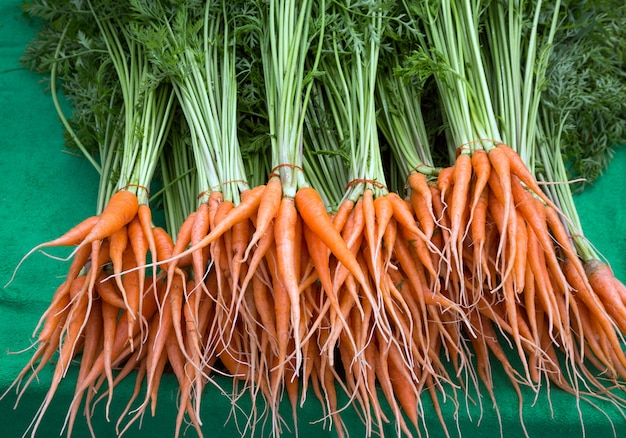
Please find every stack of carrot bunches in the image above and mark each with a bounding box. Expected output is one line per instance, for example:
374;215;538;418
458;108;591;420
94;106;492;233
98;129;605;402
4;0;626;437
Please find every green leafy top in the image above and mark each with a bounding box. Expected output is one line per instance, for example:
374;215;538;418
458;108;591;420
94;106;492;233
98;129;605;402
540;0;626;190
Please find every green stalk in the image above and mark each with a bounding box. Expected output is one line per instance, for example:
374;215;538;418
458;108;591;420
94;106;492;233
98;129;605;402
536;112;597;261
159;122;197;236
49;24;102;176
377;48;440;193
89;1;176;208
302;79;350;211
132;0;249;206
485;0;561;168
406;0;502;160
320;0;388;203
258;0;324;197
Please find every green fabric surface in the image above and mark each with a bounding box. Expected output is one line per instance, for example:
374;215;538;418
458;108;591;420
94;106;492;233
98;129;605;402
1;1;625;436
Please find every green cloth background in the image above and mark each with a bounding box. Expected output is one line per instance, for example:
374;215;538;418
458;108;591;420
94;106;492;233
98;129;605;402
1;1;625;436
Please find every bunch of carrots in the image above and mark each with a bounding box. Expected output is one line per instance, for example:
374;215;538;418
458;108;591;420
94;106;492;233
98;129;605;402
4;0;626;437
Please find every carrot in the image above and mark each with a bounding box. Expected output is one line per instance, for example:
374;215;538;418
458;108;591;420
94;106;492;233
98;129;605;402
297;190;374;335
263;243;290;409
230;217;251;298
502;274;532;381
6;215;100;287
544;205;592;289
487;147;514;279
24;275;90;437
409;190;432;242
252;269;277;343
108;225;129;309
190;202;211;319
320;355;347;438
332;198;355;234
387;191;440;282
526;224;562;343
195;276;217;355
242;176;282;262
382;216;397;269
34;294;69;349
447;153;473;282
117;323;170;435
85;239;111;303
339;197;365;263
408;171;435;239
65;269;97;365
170;272;200;370
429;183;449;275
511;210;527;293
373;194;394;263
81;190;139;246
362;339;388;433
470;149;491;211
481;315;527;430
149;341;171;417
137;204;158;284
153;226;174;265
562;259;626;369
179;381;209;438
165;328;205;438
523;260;541;350
183;278;206;419
568;296;614;375
139;276;176;416
303;349;323;416
95;272;126;310
284;355;300;435
437;166;455;200
374;333;413;438
387;267;427;349
100;298;119;420
273;196;302;371
239;221;274;302
343;330;372;429
217;327;249;379
466;148;491;268
497;143;560;211
295;187;374;307
362;188;378;278
363;243;414;357
64;297;104;437
172;210;199;263
302;222;354;352
324;203;367;335
400;225;439;286
527;304;547;384
191;202;211;273
121;247;142;350
543;205;604;314
511;177;569;301
470;185;489;283
488;192;518;289
387;341;420;432
128;215;149;314
210;200;234;335
584;259;626;334
468;314;499;422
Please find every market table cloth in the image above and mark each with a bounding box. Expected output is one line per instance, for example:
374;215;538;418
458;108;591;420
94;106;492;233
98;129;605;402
1;1;625;436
